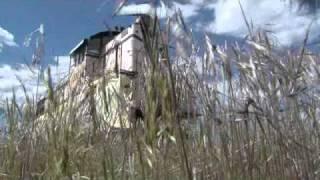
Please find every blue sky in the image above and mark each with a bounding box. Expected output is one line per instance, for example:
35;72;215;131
1;0;319;65
0;0;133;103
1;0;320;103
0;0;135;65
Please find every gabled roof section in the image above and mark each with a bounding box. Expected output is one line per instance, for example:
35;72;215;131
69;39;88;55
69;30;124;56
89;30;122;39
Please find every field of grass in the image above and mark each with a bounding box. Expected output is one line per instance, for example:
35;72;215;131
0;15;320;180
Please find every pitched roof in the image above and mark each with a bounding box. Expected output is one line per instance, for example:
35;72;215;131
69;30;123;55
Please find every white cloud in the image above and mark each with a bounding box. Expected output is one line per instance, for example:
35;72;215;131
0;26;17;51
209;0;320;46
115;1;171;18
115;1;200;19
172;2;200;19
0;56;70;103
173;0;320;46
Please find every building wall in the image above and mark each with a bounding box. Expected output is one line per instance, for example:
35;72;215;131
49;18;151;127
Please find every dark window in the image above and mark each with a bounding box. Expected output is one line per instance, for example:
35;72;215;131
92;61;95;73
103;55;106;69
115;46;119;77
81;50;85;63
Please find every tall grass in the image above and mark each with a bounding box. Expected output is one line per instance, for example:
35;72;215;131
1;15;320;179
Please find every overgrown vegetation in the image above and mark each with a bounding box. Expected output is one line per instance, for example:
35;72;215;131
1;12;320;180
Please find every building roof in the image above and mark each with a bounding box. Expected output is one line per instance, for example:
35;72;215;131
69;29;123;56
90;30;122;39
69;39;88;55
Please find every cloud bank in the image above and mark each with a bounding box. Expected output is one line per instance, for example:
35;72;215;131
0;56;70;103
173;0;320;46
0;26;17;51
